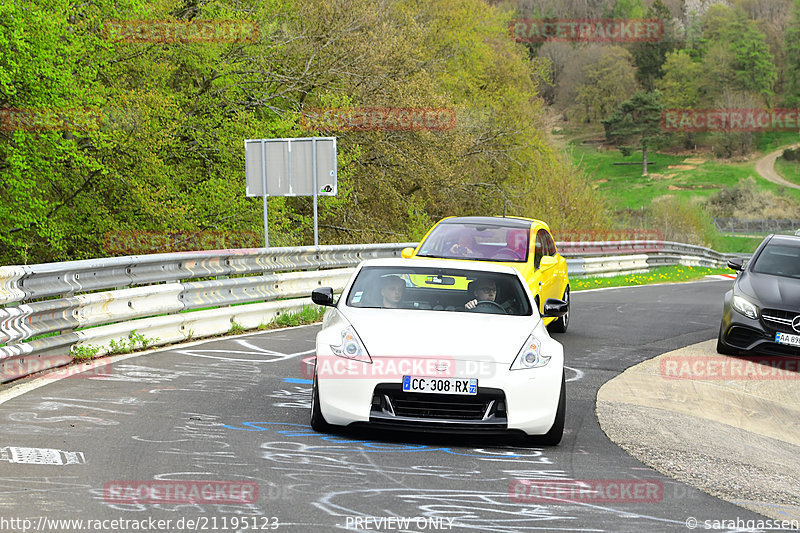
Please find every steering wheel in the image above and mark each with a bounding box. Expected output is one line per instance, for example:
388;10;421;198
492;248;521;260
468;300;506;314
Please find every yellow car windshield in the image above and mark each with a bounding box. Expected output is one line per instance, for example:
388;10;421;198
416;222;530;262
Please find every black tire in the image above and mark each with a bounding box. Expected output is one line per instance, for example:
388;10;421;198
310;371;333;433
716;324;737;355
547;287;570;334
526;371;565;447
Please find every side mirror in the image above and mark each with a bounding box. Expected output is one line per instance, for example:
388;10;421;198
727;258;745;271
542;298;568;317
311;287;335;306
401;247;415;259
539;256;558;270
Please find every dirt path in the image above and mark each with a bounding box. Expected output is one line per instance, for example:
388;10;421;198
754;143;800;190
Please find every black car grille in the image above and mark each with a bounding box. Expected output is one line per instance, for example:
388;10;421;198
726;326;766;348
761;309;800;334
371;384;506;422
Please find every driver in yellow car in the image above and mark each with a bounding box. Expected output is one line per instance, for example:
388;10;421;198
465;278;497;310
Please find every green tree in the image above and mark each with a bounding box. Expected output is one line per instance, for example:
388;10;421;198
602;91;667;176
783;0;800;106
609;0;646;18
727;19;778;100
630;0;676;90
696;6;777;102
0;0;610;265
654;49;703;148
574;46;637;123
700;42;738;102
655;50;704;108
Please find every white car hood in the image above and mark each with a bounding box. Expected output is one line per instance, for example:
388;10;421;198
341;308;536;365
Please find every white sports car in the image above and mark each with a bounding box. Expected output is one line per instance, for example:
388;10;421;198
310;258;567;445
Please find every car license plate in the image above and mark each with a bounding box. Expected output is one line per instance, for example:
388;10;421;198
775;332;800;347
402;376;477;395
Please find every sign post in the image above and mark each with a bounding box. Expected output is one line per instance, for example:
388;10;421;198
245;137;337;247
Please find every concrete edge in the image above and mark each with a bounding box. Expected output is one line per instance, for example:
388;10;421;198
596;339;800;522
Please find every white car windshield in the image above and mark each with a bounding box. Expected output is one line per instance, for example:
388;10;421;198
345;266;533;316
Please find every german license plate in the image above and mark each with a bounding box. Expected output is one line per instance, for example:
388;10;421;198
775;332;800;347
402;376;477;395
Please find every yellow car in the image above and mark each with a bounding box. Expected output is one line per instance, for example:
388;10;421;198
401;216;570;332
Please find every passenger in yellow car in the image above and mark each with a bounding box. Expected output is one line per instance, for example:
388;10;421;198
448;234;477;257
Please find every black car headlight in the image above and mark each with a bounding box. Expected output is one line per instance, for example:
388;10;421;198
732;295;758;320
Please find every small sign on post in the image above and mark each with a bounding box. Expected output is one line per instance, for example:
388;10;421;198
245;137;337;247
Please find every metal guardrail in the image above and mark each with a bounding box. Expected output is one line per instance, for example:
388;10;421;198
557;240;737;276
0;240;739;384
0;244;412;383
714;218;799;237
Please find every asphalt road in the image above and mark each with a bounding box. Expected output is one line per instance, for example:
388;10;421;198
0;279;786;532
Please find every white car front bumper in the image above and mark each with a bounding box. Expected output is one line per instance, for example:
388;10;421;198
315;354;563;436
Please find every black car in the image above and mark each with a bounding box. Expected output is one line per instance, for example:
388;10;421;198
717;234;800;355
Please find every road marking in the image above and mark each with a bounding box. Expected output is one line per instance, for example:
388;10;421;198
0;446;86;465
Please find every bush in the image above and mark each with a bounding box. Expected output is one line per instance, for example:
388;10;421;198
645;196;718;246
705;177;800;219
783;148;800;162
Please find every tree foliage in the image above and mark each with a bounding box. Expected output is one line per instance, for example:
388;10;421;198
602;90;666;176
630;0;676;90
0;0;609;264
573;46;637;123
784;0;800;105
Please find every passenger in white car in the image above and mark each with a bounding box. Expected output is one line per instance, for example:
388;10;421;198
380;275;406;308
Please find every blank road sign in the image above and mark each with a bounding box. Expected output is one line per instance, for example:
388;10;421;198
245;137;337;197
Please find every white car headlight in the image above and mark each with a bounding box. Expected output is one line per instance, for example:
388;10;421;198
330;326;371;363
732;295;758;320
510;333;551;370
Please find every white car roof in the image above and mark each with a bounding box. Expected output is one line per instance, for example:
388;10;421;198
357;257;522;276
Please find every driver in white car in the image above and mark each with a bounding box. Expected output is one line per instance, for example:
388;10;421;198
464;278;498;310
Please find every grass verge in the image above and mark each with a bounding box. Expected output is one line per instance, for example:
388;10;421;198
710;235;765;253
571;265;733;291
568;141;800;210
774;156;800;187
258;305;327;330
